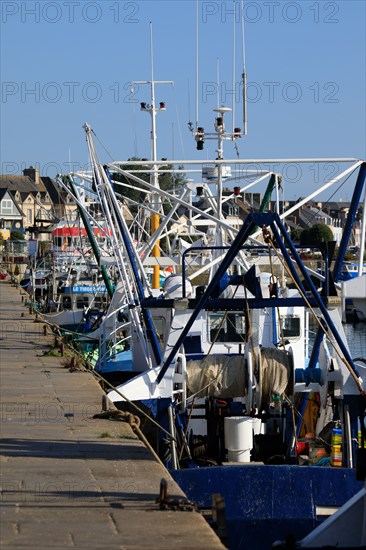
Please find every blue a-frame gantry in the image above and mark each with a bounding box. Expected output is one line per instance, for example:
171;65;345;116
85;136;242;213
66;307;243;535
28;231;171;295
154;210;362;387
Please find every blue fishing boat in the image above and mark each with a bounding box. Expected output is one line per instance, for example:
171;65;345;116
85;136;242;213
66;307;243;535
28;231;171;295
339;261;366;282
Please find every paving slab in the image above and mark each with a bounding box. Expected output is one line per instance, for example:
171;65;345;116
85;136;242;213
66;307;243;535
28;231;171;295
0;281;225;549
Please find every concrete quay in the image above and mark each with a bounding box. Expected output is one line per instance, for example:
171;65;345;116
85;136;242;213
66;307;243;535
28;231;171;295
0;281;225;550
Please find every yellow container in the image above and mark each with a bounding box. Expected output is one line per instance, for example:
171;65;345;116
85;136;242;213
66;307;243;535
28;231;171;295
331;444;342;467
332;427;342;447
358;430;365;448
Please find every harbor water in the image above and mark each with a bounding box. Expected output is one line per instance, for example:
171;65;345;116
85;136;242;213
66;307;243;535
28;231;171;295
344;322;366;359
309;319;366;360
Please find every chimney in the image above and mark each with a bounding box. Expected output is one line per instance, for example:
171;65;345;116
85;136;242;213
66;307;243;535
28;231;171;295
23;166;40;185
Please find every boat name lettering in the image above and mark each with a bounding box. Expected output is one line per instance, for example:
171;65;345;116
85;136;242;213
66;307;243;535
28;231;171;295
71;286;106;293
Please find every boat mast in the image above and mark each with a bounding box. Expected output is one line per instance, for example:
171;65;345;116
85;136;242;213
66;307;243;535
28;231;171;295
64;175;114;299
214;106;232;246
241;0;248;135
132;22;173;289
192;0;245;249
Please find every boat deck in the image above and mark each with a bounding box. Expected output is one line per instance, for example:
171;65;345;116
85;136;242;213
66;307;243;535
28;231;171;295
0;281;224;549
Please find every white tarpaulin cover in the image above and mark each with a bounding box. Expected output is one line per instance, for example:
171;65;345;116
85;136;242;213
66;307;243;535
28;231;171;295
186;355;247;398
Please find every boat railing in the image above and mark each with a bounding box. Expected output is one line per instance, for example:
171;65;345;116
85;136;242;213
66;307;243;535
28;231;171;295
98;334;131;366
173;353;187;412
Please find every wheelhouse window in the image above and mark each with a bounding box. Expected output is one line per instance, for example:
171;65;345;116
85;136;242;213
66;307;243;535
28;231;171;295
62;296;72;310
209;313;246;343
280;316;301;339
76;296;89;309
94;296;107;309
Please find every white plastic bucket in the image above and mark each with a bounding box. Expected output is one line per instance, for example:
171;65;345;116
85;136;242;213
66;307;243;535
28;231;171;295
224;416;253;463
227;449;251;462
251;417;266;435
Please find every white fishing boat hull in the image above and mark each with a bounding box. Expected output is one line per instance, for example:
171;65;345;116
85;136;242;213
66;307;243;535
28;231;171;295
342;276;366;321
43;308;84;329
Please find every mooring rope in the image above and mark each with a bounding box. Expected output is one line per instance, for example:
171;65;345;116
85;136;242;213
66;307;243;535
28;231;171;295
93;409;166;468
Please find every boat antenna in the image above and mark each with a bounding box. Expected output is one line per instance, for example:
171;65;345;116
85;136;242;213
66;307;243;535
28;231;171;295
131;83;139;157
187;78;193;131
241;0;248;135
131;22;173;288
232;0;236;134
172;122;175;160
150;20;154;83
217;57;220;109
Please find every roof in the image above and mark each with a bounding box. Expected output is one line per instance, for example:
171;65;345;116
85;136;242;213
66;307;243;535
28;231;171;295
0;175;39;198
0;174;66;206
321;201;359;212
40;177;66;205
0;188;24;216
297;206;333;229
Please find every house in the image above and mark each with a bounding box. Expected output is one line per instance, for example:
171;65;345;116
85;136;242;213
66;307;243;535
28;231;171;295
0;188;24;232
0;167;78;240
0;172;40;231
268;199;364;247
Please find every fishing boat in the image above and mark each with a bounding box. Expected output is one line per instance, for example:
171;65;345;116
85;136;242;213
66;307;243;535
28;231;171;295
55;16;366;547
65;113;364;547
52;219;111;264
49;99;366;550
339;261;366;282
341;275;366;322
105;165;366;549
338;184;366;323
42;280;109;332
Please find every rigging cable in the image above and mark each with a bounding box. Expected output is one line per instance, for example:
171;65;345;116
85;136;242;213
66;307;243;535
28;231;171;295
172;84;186;160
262;227;365;395
307;169;355;225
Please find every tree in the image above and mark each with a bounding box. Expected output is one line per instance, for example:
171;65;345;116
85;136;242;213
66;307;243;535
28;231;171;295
10;229;25;240
308;223;333;246
111;158;187;213
290;227;303;243
300;224;333;247
300;228;311;246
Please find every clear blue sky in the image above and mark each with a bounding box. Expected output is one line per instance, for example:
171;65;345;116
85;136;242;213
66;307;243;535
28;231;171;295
1;0;365;200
